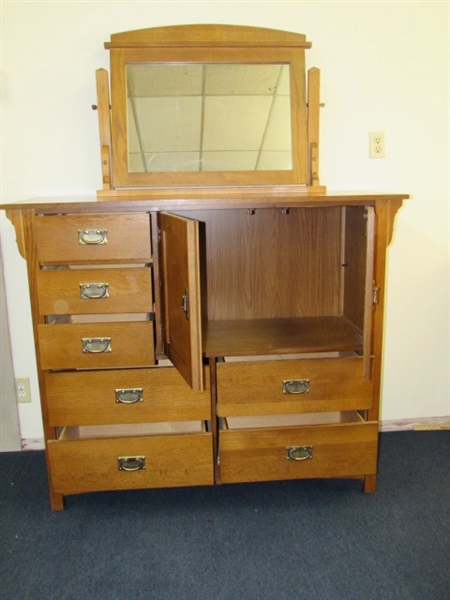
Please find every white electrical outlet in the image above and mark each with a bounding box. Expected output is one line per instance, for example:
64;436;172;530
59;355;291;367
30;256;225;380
369;131;385;158
16;377;31;403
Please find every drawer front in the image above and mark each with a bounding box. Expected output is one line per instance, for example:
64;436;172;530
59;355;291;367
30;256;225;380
220;420;378;484
37;267;153;315
38;321;155;369
45;366;211;426
217;357;373;416
35;213;151;263
47;433;214;494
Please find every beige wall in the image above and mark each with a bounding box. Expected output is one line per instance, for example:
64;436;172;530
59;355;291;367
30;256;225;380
1;1;448;439
0;242;21;450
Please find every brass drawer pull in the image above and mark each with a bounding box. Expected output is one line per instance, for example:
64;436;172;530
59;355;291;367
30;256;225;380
79;282;110;299
117;456;146;472
115;388;144;404
81;337;112;353
78;228;108;245
286;446;313;461
282;379;310;395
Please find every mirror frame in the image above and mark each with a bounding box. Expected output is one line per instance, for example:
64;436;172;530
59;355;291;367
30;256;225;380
104;25;313;189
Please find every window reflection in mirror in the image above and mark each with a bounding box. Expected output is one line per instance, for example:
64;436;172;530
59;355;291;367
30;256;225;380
126;63;292;173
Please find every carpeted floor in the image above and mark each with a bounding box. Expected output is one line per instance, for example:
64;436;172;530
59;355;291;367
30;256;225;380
1;431;449;600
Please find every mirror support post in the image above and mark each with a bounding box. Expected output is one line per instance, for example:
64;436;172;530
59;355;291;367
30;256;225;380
95;68;112;190
307;67;321;187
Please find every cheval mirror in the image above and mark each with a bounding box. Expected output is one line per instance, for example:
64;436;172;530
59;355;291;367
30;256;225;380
95;24;323;196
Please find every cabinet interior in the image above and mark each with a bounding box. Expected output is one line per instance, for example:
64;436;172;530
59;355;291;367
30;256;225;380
164;205;371;360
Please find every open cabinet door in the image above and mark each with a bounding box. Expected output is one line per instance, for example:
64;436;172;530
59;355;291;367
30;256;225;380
341;205;376;380
158;212;204;390
362;206;376;379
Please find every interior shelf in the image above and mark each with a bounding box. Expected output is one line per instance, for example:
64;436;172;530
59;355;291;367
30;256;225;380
203;316;363;357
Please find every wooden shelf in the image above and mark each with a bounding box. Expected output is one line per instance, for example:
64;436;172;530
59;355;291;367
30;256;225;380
203;316;363;357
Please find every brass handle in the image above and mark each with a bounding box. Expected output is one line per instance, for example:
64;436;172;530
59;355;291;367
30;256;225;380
282;379;310;395
79;283;109;299
115;388;144;404
117;456;146;471
286;446;313;461
81;337;112;353
78;228;108;245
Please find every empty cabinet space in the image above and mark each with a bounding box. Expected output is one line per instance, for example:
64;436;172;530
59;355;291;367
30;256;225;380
168;207;375;372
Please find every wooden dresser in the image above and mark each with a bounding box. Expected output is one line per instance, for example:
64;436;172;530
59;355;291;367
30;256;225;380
1;25;407;509
2;191;405;510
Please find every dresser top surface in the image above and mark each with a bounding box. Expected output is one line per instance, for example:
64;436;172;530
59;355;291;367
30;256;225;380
0;188;408;213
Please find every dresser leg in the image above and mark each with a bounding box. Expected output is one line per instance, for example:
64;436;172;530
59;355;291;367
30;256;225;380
49;491;65;511
363;474;377;494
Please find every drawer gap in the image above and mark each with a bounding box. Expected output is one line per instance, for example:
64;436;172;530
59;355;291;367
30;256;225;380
222;351;358;362
45;314;152;324
59;421;208;441
41;263;152;269
67;263;152;268
224;411;365;431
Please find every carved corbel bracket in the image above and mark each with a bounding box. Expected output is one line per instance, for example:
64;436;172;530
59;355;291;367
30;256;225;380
5;210;27;259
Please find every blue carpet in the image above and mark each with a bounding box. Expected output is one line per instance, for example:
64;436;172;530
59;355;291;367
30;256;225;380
1;431;449;600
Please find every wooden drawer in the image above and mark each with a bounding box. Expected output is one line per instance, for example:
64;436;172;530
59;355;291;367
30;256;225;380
217;356;373;416
38;321;155;369
45;366;211;426
35;213;151;263
219;412;378;484
37;267;153;315
47;425;213;494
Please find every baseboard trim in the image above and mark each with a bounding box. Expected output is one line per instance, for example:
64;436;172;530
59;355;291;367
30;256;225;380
21;438;45;450
380;416;450;432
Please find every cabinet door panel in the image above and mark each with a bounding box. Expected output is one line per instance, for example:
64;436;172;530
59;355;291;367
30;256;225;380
159;212;203;390
342;206;376;378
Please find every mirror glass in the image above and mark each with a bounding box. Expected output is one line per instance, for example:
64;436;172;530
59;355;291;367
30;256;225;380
126;63;292;173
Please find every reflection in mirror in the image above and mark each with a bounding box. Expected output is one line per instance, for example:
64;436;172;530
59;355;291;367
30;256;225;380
127;64;292;173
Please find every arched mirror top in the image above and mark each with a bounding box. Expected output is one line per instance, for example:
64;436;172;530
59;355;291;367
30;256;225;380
97;24;323;194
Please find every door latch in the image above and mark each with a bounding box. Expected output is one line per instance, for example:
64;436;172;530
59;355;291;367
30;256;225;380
373;285;379;305
181;288;189;320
